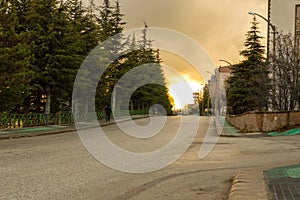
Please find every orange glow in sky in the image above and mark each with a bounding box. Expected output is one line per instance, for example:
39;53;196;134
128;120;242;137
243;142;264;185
168;75;203;109
86;0;268;109
161;51;205;109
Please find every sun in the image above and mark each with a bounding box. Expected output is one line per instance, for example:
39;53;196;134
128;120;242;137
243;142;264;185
159;51;205;110
167;74;203;109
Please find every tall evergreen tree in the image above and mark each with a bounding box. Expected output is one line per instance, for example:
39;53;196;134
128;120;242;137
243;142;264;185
66;0;99;54
19;0;99;114
226;16;270;114
126;26;173;115
95;0;126;110
0;0;33;113
0;0;172;115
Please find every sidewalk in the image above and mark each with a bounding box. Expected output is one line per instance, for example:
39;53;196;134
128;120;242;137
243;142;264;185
224;119;269;200
221;119;300;199
219;118;243;137
268;128;300;137
228;164;300;200
228;167;269;200
0;115;148;140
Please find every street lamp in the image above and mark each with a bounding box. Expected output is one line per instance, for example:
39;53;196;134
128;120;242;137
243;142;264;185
218;59;232;66
200;83;205;116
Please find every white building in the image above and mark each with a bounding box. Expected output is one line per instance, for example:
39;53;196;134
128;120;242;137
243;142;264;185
183;103;198;115
268;0;300;53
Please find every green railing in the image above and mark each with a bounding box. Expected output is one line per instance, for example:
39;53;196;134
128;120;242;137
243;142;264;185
0;110;148;129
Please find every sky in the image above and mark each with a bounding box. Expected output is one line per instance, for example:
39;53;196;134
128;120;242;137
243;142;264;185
90;0;268;108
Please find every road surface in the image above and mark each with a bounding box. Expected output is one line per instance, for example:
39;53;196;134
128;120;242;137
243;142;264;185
1;116;300;199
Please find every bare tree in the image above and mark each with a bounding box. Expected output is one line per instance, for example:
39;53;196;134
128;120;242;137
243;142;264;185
270;32;300;110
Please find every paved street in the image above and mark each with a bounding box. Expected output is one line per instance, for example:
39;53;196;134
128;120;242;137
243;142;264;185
1;116;300;200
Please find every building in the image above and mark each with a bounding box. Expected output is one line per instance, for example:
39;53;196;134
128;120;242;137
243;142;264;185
268;0;300;110
183;103;198;115
268;0;300;54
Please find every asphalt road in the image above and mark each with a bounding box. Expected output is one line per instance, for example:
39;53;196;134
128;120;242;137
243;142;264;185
1;116;300;200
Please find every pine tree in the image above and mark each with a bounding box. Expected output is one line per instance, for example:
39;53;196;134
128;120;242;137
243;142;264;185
0;0;33;113
127;26;173;115
226;16;270;114
0;0;172;115
19;0;99;114
0;0;99;114
66;0;98;54
95;0;126;110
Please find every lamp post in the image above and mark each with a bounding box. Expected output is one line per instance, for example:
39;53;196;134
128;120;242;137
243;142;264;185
200;83;205;116
218;59;232;66
206;71;214;112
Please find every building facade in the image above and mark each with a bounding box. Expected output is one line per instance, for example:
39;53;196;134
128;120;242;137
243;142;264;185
268;0;300;111
268;0;300;54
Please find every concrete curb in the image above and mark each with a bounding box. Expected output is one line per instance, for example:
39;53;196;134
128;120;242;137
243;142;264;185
228;168;268;200
0;127;76;140
0;115;148;140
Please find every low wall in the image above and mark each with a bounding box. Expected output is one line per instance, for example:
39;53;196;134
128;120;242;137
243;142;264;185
226;111;300;132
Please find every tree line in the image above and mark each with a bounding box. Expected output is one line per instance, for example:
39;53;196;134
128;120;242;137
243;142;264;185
0;0;173;115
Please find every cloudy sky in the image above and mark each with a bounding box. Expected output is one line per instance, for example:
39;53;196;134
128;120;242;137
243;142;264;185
120;0;267;61
91;0;268;108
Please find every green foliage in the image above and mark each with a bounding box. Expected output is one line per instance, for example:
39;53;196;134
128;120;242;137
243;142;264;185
128;48;173;115
226;17;270;115
0;0;99;113
198;85;211;116
125;28;172;115
95;0;126;109
0;0;33;112
0;0;173;115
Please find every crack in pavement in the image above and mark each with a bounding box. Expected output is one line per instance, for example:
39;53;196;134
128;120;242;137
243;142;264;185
113;165;263;200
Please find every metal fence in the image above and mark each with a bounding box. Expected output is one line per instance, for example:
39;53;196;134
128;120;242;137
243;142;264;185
0;110;148;129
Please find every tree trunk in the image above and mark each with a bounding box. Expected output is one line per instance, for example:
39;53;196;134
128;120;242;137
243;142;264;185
45;85;51;126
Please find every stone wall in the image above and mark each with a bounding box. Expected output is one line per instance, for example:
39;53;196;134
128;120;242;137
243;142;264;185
226;111;300;132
